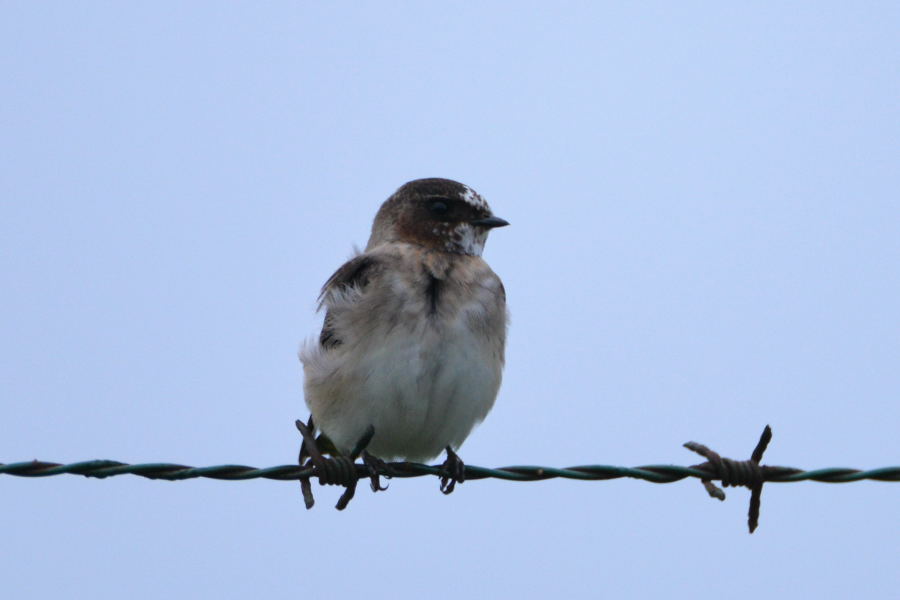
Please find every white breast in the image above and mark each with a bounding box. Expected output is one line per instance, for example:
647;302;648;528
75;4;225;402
301;246;506;462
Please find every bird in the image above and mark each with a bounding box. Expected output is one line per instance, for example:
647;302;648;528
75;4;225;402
299;178;508;500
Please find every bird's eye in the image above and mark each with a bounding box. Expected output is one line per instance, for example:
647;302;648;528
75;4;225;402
428;200;449;216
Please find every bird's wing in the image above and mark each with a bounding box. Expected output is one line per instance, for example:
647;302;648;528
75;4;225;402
317;254;382;349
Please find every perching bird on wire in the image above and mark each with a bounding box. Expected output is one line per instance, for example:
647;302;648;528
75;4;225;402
299;178;508;503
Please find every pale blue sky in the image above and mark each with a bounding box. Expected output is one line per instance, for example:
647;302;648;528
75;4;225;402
2;3;898;599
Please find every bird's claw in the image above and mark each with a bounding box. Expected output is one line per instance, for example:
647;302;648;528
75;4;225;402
362;451;391;492
439;446;465;494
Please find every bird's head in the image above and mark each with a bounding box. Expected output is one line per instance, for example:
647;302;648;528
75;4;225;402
367;178;509;256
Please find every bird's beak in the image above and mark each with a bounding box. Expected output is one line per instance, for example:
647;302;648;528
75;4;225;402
470;216;510;229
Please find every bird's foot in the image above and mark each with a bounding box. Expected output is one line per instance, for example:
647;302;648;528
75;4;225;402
439;446;465;495
350;425;393;493
361;450;392;492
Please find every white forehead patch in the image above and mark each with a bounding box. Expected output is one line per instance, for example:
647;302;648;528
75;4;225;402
460;185;489;212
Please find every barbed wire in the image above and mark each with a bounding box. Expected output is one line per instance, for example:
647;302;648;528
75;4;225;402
3;457;897;483
3;426;898;533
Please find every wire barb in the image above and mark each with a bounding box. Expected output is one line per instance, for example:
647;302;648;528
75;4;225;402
684;425;780;533
295;418;375;510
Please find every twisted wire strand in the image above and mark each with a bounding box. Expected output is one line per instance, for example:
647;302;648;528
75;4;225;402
2;459;898;484
8;426;896;533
